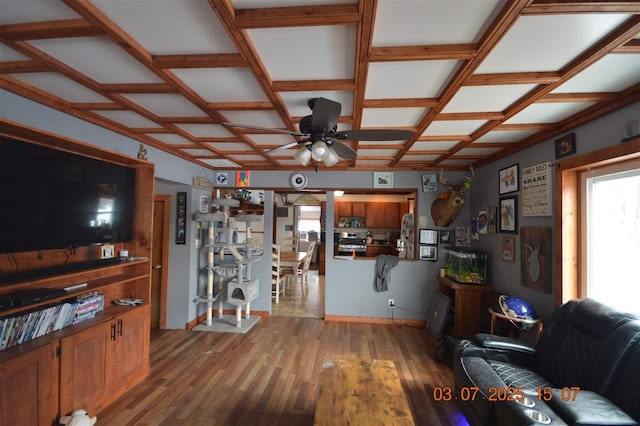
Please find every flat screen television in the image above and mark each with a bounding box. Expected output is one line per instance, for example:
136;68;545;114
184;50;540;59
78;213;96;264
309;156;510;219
0;135;136;254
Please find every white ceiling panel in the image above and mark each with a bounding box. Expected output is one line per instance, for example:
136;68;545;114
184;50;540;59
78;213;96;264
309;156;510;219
245;134;298;146
177;124;234;138
410;141;459;151
477;14;630;73
0;0;78;24
355;160;395;167
0;45;29;61
357;149;399;157
361;108;426;127
181;148;216;156
422;120;487;136
93;0;237;55
443;84;537;113
124;94;206;117
173;68;268;102
208;142;254;151
280;91;354;116
32;37;162;84
366;61;460;99
148;133;194;145
458;146;501;156
10;72;110;102
373;0;504;46
439;158;475;166
552;54;640;93
229;154;265;161
246;25;357;80
505;102;596;124
474;129;538;143
400;154;439;161
95;110;159;128
222;110;286;129
201;158;241;168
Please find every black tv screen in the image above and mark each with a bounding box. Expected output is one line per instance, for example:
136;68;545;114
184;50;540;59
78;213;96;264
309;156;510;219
0;136;136;254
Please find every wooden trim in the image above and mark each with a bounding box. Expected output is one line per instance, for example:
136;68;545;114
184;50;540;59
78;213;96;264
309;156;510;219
554;140;640;306
152;53;246;69
369;44;476;62
154;195;171;329
324;315;426;328
0;19;102;40
233;4;360;28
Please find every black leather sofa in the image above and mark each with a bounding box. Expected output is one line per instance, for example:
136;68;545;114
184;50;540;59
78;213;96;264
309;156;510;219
453;298;640;425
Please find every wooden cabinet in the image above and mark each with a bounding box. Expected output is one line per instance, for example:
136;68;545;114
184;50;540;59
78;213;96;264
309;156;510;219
366;245;395;257
60;305;150;416
319;243;326;275
335;202;367;226
0;341;59;426
366;203;401;228
0;121;153;424
437;275;494;337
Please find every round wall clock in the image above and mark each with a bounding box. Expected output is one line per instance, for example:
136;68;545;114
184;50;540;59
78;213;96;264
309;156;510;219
289;172;308;189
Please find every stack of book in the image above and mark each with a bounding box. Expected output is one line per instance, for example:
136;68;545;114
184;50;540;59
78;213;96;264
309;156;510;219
0;290;105;351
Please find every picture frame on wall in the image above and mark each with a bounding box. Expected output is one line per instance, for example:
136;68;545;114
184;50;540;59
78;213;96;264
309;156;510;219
419;245;438;261
499;196;518;234
439;230;451;244
419;229;439;245
499;164;519;195
176;191;187;244
555;133;576;159
501;236;515;262
422;173;438;192
199;195;209;213
373;172;393;188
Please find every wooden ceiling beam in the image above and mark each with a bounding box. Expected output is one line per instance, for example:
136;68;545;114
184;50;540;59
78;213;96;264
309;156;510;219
152;53;247;69
0;19;102;40
416;135;471;141
100;83;178;93
272;79;355;92
363;98;438;108
465;72;561;86
436;112;505;121
403;150;449;155
291;115;352;124
369;44;476;62
523;1;640;14
234;4;360;28
538;92;617;102
208;101;273;110
613;38;640;53
0;60;50;73
131;128;172;134
196;137;244;142
158;117;215;124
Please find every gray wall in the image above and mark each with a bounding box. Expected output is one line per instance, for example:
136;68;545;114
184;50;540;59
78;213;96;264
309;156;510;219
468;101;639;321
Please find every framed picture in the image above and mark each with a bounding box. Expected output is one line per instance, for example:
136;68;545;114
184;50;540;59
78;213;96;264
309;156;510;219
216;172;229;185
478;209;488;234
419;229;438;244
176;191;187;244
199;195;209;213
439;230;451;244
555;133;576;159
501;236;515;262
419;245;438;261
373;172;393;188
499;196;518;234
499;164;519;195
454;227;470;247
422;173;437;192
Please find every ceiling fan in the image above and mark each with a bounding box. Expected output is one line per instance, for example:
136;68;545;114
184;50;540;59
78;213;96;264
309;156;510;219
224;97;413;167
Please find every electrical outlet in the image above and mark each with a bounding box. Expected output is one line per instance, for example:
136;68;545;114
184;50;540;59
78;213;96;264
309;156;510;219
388;299;395;308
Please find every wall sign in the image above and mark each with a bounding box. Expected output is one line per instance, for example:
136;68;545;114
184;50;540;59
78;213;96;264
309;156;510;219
521;162;552;216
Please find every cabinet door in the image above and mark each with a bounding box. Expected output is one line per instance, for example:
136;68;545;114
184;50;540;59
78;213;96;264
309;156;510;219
366;203;385;227
0;341;59;426
335;202;352;219
384;203;401;228
113;306;150;389
352;202;366;217
60;320;114;416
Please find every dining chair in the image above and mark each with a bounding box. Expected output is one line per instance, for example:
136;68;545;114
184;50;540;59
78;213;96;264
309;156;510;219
279;236;298;252
271;244;285;304
297;240;317;295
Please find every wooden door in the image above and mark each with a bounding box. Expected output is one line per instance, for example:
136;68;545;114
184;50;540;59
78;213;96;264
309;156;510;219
0;341;59;426
352;202;366;217
59;320;114;416
113;306;150;388
152;195;170;328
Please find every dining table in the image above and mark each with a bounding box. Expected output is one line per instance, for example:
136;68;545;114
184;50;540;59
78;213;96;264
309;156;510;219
279;251;307;269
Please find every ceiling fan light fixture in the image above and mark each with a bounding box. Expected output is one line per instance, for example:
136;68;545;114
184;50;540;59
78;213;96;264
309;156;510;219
311;141;329;161
295;146;312;166
323;147;339;166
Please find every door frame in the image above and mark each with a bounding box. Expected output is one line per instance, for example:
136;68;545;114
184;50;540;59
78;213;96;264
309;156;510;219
153;194;171;329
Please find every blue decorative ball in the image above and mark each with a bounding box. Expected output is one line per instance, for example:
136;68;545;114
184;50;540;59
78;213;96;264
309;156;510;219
499;295;537;331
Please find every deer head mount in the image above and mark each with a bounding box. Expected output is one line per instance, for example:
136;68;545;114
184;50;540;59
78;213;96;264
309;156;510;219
430;166;474;227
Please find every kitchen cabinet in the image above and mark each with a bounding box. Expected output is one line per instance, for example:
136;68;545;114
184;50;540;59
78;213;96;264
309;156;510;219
335;202;367;226
0;341;59;426
366;203;401;228
60;305;150;416
366;245;396;257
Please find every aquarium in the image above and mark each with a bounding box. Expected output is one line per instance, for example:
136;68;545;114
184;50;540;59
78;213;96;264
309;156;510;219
444;247;488;284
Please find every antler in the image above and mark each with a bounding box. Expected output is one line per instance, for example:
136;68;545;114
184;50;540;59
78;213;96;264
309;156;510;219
466;165;475;183
439;168;449;185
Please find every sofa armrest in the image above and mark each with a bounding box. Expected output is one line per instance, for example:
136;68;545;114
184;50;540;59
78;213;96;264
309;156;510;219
473;333;536;355
547;389;638;425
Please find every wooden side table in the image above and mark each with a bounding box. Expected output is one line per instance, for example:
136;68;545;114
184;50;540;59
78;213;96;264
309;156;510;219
437;275;494;337
489;307;544;344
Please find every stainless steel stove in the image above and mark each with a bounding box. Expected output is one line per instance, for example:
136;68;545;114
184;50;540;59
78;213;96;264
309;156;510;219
337;237;367;256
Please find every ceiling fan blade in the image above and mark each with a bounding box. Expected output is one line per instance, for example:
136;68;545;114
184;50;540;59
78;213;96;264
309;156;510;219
223;123;307;137
263;141;305;155
332;129;413;141
311;98;341;132
328;141;357;160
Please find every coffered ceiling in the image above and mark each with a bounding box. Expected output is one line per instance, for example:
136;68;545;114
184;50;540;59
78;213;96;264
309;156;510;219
1;0;639;171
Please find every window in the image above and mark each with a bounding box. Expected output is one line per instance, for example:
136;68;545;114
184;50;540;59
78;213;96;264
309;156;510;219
580;160;640;313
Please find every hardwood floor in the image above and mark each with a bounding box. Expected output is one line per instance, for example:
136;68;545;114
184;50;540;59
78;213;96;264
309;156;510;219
272;270;325;319
96;317;466;425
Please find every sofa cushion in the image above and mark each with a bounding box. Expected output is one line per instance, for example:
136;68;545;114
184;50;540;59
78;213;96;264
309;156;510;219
488;360;553;392
547;389;637;426
605;342;640;422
